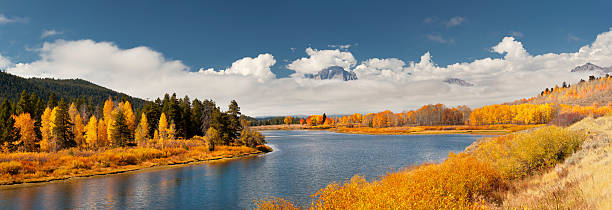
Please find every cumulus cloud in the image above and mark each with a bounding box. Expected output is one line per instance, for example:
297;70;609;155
446;16;466;27
7;29;612;116
41;29;63;38
199;54;276;82
286;48;356;75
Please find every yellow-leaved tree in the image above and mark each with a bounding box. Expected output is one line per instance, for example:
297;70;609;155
121;101;136;131
40;107;53;152
97;118;107;148
12;113;38;152
68;103;86;148
157;113;169;148
135;113;149;146
84;116;98;148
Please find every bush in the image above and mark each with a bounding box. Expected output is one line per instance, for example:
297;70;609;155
472;126;585;180
0;161;22;175
308;153;501;209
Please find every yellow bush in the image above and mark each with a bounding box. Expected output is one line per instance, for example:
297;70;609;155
472;126;585;180
309;153;501;209
0;161;22;175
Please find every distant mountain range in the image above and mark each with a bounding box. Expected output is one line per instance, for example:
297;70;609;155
444;78;474;87
305;66;358;81
0;71;146;107
570;63;612;74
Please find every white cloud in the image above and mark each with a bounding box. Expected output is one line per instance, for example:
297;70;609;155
491;37;529;60
286;48;356;75
509;31;524;37
446;16;466;27
423;17;435;24
199;54;276;82
353;58;410;81
6;29;612;116
0;55;11;69
328;44;352;50
41;29;63;38
568;34;581;41
0;14;26;24
0;14;17;24
426;34;454;44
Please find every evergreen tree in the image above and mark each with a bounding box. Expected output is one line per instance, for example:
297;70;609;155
47;92;57;108
226;100;242;141
200;99;216;135
52;99;76;150
191;99;204;137
0;99;19;151
109;109;131;147
180;95;192;139
16;90;31;115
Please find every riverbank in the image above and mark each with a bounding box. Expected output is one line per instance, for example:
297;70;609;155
0;143;272;186
254;124;543;135
257;118;604;209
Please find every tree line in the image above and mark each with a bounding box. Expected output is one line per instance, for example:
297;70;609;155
1;90;265;152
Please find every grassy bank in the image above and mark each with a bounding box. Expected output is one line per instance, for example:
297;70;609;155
500;116;612;209
256;124;590;209
332;124;543;135
253;124;542;135
0;139;272;185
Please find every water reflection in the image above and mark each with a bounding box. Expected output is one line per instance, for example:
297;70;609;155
0;131;484;209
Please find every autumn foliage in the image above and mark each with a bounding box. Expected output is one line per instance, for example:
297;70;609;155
256;126;587;209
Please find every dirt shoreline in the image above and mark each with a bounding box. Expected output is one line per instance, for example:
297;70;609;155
0;151;267;190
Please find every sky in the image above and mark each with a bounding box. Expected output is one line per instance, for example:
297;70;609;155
1;0;612;116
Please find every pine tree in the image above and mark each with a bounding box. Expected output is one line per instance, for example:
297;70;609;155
16;90;31;115
227;100;242;141
52;100;76;150
47;92;57;108
0;99;19;152
109;109;131;147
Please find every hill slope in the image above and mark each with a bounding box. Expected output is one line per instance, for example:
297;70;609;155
0;71;146;107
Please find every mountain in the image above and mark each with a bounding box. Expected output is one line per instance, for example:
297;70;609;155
304;66;358;81
570;63;612;74
444;78;474;87
0;71;146;107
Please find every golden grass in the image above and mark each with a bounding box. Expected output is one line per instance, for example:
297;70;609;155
0;139;266;185
500;116;612;209
333;124;543;135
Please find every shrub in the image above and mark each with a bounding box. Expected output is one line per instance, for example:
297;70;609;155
0;161;22;175
472;126;586;180
255;197;300;210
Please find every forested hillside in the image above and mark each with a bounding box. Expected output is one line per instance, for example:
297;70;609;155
0;71;146;108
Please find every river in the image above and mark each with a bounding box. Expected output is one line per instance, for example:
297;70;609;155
0;130;485;209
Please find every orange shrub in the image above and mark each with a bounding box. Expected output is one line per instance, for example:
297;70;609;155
309;153;501;209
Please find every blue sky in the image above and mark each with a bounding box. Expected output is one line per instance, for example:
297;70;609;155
2;0;611;77
2;0;612;116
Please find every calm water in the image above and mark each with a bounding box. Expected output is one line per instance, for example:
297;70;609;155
0;130;484;209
